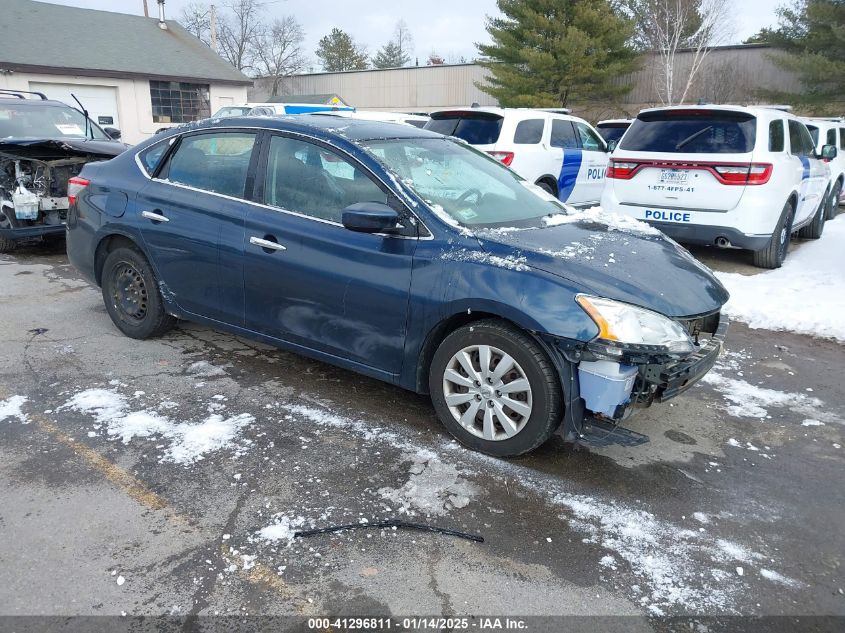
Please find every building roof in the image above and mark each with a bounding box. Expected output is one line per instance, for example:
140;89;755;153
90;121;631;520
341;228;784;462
0;0;251;85
267;93;348;105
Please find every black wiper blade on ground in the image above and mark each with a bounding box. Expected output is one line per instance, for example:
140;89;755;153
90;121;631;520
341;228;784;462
675;126;713;151
294;519;484;543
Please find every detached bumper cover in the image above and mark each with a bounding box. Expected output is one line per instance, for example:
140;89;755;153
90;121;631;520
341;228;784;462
647;317;728;402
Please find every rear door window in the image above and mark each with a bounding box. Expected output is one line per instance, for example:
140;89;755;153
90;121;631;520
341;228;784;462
425;113;504;144
513;119;544;144
827;128;837;146
839;128;845;150
165;132;257;198
806;125;819;145
788;120;815;157
769;120;785;152
620;110;757;153
550;119;579;148
575;122;605;151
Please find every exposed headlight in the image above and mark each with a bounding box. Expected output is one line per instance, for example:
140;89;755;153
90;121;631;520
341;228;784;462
576;295;694;355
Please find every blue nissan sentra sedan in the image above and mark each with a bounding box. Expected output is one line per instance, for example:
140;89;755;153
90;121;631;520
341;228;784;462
66;115;729;457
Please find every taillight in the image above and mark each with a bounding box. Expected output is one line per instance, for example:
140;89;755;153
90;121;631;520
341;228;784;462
606;160;639;179
712;163;772;185
67;177;90;205
487;151;514;166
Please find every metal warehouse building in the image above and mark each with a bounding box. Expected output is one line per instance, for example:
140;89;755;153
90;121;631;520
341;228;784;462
250;45;802;119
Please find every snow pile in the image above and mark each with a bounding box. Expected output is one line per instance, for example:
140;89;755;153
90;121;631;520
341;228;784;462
378;451;477;516
441;248;530;271
0;395;29;424
715;217;845;342
255;514;306;545
760;568;803;587
702;371;826;419
543;206;661;236
61;388;254;465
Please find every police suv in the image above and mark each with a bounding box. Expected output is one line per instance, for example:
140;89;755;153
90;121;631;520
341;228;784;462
425;107;609;207
601;105;836;268
802;116;845;219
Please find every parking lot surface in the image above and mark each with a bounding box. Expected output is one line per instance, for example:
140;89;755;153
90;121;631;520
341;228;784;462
1;240;843;628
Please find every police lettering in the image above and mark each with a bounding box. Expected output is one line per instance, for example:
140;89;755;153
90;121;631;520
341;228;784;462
644;210;691;222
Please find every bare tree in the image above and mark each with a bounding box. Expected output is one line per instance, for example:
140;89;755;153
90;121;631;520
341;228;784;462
217;0;267;73
627;0;733;105
180;2;212;46
394;19;414;64
254;16;306;95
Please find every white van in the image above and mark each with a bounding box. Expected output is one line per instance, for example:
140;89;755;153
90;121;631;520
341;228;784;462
601;105;835;268
425;107;610;207
802;116;845;219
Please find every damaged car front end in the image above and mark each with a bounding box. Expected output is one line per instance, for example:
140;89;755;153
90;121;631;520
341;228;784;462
0;94;126;252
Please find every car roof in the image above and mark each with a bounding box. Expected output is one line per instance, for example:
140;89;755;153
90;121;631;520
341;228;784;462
196;113;443;141
0;97;76;109
636;103;806;122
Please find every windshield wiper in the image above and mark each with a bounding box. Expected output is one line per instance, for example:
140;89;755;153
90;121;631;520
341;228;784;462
675;126;713;151
70;93;91;140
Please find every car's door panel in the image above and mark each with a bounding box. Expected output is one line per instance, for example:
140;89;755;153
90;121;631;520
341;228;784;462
242;133;417;375
136;130;256;324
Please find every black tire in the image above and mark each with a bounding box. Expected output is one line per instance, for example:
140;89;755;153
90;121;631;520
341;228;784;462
0;208;18;254
753;200;795;269
429;319;563;457
101;246;175;339
826;180;842;220
797;191;827;240
536;180;557;197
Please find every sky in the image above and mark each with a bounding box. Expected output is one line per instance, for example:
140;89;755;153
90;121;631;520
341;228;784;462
42;0;785;72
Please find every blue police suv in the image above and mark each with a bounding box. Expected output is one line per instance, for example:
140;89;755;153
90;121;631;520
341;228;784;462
66;115;729;457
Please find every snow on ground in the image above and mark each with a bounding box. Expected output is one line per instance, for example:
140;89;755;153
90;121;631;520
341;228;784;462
61;388;254;465
378;451;477;516
0;395;29;424
715;216;845;342
702;371;826;419
254;514;306;545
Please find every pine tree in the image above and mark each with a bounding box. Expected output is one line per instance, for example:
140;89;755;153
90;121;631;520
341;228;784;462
758;0;845;113
315;28;369;71
476;0;639;107
372;41;410;69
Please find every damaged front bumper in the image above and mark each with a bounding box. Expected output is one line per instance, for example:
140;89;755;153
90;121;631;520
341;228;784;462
551;313;728;445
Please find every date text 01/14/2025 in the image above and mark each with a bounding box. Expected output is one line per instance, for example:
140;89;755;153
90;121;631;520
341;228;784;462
306;617;528;629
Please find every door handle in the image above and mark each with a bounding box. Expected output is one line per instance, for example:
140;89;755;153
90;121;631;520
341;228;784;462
250;236;287;251
141;210;169;223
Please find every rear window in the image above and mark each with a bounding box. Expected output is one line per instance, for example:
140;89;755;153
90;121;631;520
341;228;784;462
425;113;503;145
619;110;757;153
513;119;544;144
598;126;627;143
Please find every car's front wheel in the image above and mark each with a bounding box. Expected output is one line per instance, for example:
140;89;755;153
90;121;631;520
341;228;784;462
826;180;842;220
101;246;175;339
797;191;827;240
753;200;794;269
429;319;563;457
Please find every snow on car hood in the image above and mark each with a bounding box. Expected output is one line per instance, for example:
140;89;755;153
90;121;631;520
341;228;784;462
475;208;729;318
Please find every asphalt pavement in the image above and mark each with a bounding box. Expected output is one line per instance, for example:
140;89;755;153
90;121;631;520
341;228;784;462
0;239;843;632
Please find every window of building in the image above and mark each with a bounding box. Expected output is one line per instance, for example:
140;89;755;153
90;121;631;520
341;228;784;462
150;81;210;124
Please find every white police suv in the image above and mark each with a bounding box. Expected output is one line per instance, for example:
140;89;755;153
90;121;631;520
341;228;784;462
803;116;845;219
425;107;609;207
601;105;836;268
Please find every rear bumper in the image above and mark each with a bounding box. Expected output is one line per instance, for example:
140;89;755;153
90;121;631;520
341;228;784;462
645;221;771;251
0;224;66;241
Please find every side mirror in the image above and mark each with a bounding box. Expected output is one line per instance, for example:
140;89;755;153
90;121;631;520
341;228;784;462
341;202;401;233
104;127;122;140
606;139;618;153
821;144;837;160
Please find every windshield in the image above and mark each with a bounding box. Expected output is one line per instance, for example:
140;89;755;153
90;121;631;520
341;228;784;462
620;110;756;153
0;102;108;140
364;137;565;227
213;106;251;118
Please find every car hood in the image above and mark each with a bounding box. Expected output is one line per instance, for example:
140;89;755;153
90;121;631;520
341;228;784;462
475;214;729;318
0;138;127;160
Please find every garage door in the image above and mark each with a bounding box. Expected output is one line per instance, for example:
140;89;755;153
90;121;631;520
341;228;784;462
29;82;120;129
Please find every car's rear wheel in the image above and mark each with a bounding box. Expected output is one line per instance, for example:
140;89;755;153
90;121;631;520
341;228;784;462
101;246;175;339
753;200;794;269
429;319;563;457
0;208;18;254
825;180;842;220
797;191;827;240
536;180;557;197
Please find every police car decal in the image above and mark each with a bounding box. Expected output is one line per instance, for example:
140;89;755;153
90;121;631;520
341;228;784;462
644;210;692;222
557;150;582;200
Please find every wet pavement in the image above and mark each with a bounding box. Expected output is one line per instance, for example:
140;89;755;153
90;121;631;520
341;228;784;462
0;239;843;631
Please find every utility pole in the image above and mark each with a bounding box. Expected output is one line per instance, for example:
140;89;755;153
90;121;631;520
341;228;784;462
210;4;218;52
142;0;149;17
